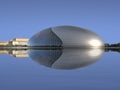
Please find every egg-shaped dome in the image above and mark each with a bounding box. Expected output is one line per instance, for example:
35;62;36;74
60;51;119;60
29;26;104;48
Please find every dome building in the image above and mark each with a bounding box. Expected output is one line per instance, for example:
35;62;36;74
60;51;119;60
29;26;104;48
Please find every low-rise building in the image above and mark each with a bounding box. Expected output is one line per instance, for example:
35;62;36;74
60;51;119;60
0;42;9;46
9;38;29;46
0;38;29;46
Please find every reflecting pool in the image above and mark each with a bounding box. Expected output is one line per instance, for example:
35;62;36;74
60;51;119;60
0;48;119;90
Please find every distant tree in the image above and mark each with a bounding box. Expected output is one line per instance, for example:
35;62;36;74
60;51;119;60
105;43;110;47
117;43;120;47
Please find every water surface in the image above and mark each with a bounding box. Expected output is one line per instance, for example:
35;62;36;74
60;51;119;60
0;49;119;90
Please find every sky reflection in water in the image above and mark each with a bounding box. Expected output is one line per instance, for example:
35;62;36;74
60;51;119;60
0;48;120;90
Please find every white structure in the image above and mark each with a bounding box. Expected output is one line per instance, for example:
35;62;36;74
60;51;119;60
10;38;29;46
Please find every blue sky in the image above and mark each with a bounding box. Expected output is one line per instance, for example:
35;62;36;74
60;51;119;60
0;0;120;44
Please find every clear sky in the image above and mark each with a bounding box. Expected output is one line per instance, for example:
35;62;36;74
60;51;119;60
0;0;120;44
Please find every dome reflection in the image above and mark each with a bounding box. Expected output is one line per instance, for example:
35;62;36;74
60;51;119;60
29;48;104;70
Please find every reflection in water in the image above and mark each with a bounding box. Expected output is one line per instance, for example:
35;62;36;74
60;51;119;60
29;48;104;70
88;49;103;57
105;47;120;53
0;49;29;58
0;48;104;70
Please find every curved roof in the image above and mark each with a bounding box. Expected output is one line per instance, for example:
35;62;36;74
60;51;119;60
29;26;104;48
